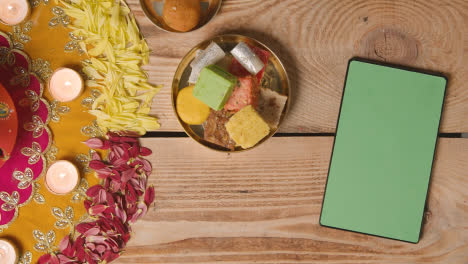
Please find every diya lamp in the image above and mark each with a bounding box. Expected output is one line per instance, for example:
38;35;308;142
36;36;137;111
45;160;79;195
0;83;18;169
0;239;18;264
0;0;31;26
49;68;84;102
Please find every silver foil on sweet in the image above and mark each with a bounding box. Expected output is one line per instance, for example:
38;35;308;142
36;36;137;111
189;42;225;84
230;42;265;75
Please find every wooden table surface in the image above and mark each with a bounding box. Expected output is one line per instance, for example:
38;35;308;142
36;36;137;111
118;0;468;263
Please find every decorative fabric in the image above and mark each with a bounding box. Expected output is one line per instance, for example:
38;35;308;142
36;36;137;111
0;3;99;262
0;0;158;263
0;31;52;228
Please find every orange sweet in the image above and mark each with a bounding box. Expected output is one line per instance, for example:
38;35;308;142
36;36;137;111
163;0;201;32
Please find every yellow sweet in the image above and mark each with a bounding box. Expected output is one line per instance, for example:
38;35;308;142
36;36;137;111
177;86;210;125
225;105;270;149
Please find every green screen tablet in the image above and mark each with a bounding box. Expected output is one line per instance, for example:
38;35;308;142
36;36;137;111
320;58;447;243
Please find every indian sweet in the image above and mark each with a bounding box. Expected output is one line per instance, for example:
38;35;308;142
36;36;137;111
204;110;236;150
189;42;225;84
225;105;270;149
231;42;266;75
257;87;288;129
224;75;259;112
230;44;271;82
176;85;211;125
163;0;201;32
193;64;237;111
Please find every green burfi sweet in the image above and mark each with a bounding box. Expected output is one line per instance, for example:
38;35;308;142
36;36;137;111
193;65;237;110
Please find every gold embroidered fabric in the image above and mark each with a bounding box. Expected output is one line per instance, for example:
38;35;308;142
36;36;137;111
0;2;100;263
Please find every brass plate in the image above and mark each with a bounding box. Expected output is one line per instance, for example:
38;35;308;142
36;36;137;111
140;0;222;33
172;34;291;152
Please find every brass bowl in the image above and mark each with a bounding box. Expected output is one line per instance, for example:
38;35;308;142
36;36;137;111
140;0;222;33
172;34;291;153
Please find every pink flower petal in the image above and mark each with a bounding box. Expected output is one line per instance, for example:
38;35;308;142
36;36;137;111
129;143;139;158
59;235;76;257
89;160;107;170
121;168;136;183
86;185;103;198
102;251;120;262
98;189;107;204
85;254;97;264
88;235;106;244
144;186;155;207
140;147;152;156
96;244;106;254
83;138;104;149
86;242;96;251
57;254;75;264
76;222;94;234
38;254;52;264
84;227;100;236
84;200;92;211
92;151;101;161
89;204;108;215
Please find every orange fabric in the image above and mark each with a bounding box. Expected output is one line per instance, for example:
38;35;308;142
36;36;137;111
0;3;99;263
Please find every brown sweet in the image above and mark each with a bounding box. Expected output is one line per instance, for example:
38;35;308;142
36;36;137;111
163;0;201;32
204;110;236;150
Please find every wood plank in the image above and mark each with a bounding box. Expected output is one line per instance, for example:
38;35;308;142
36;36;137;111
127;0;468;133
113;137;468;263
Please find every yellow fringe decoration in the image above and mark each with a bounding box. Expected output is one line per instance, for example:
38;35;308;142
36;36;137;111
62;0;161;135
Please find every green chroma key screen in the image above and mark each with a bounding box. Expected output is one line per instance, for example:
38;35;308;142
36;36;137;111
320;58;447;243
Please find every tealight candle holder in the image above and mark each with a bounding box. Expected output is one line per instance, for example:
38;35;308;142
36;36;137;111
0;239;17;264
45;160;79;195
48;68;84;102
0;0;30;26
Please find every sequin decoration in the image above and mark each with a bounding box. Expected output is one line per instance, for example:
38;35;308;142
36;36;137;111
10;67;30;87
51;206;74;229
45;143;58;164
31;0;50;8
81;89;101;109
21;142;42;165
33;229;57;253
64;32;85;54
71;178;88;203
12;168;33;189
75;149;96;173
49;7;71;27
50;100;70;123
31;58;53;82
24;115;45;138
0;191;19;211
32;183;45;204
18;251;32;264
0;46;15;65
19;90;40;112
0;102;11;119
81;121;104;138
7;21;33;50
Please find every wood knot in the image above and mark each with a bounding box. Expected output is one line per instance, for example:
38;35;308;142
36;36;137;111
357;28;420;64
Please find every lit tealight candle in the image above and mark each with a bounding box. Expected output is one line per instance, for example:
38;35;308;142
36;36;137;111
0;240;17;264
0;0;30;26
49;68;84;102
45;160;79;195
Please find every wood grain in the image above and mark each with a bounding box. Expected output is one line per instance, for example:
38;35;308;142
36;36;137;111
127;0;468;133
112;137;468;264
